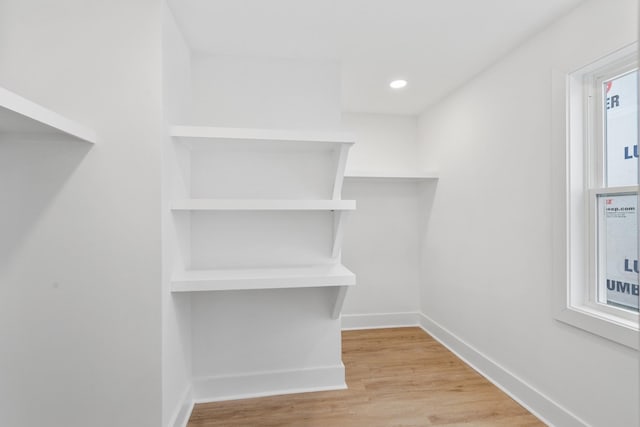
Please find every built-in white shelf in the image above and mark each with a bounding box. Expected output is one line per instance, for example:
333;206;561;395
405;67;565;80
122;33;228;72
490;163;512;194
171;199;356;211
345;170;438;180
168;124;356;319
0;86;96;143
172;125;355;146
171;264;355;292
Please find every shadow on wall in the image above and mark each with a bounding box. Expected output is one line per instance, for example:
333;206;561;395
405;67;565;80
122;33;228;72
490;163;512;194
0;135;92;270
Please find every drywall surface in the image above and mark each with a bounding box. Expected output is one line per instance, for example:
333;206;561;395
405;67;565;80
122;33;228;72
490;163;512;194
162;3;193;427
191;288;343;377
190;54;341;130
417;0;639;426
339;113;427;320
341;112;419;174
0;1;163;427
341;181;428;317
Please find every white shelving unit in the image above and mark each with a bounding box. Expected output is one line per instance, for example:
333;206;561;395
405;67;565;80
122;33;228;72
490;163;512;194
169;125;356;318
0;86;96;143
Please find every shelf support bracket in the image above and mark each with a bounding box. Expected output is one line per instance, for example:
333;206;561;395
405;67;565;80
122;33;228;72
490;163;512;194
332;145;349;200
332;210;350;258
331;286;349;319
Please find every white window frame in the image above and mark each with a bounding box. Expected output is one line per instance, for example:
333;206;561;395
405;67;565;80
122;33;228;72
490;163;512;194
552;42;639;350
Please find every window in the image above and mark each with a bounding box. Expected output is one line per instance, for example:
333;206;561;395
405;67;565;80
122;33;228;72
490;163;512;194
553;43;639;349
592;61;638;318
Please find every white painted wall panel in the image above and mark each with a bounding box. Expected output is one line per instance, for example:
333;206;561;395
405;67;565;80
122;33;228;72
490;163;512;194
341;112;419;174
417;1;639;425
338;112;431;319
0;1;163;426
190;55;341;130
341;181;431;316
189;146;334;200
191;288;342;377
189;211;333;269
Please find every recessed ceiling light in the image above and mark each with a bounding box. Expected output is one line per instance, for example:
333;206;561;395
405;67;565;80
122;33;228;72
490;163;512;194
389;79;408;89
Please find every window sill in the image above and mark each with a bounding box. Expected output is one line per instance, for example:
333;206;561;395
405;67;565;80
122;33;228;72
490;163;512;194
555;305;639;350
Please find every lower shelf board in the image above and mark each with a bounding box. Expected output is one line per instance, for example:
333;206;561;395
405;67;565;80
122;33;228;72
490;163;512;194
344;170;438;180
171;264;355;292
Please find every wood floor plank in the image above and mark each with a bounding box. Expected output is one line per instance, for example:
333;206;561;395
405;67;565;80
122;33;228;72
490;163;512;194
188;327;545;426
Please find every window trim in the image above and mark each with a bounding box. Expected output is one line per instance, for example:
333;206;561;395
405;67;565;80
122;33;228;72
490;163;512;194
551;42;639;350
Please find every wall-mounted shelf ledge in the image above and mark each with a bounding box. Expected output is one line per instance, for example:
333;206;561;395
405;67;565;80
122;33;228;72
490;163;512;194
171;125;355;145
171;264;356;292
0;86;96;143
345;170;438;180
171;199;356;211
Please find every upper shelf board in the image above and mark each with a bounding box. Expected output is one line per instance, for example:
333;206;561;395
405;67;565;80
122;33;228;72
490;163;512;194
171;126;355;146
0;86;96;143
345;170;439;180
171;199;356;211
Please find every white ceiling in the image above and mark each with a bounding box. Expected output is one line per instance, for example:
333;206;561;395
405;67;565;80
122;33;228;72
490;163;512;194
167;0;586;115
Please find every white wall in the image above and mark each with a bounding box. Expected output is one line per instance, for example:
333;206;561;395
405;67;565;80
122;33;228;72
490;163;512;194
338;112;430;322
417;0;639;426
341;112;419;174
190;288;344;392
162;3;193;427
190;54;341;130
0;1;162;427
341;180;426;318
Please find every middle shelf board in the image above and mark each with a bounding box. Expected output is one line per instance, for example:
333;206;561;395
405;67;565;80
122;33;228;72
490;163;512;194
171;264;356;292
170;199;356;211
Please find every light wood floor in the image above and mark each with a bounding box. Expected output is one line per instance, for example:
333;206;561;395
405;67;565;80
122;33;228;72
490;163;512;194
188;327;544;426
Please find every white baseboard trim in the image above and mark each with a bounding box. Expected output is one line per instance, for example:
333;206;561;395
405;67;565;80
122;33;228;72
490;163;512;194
341;311;420;330
169;385;194;427
418;313;589;427
192;364;347;404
